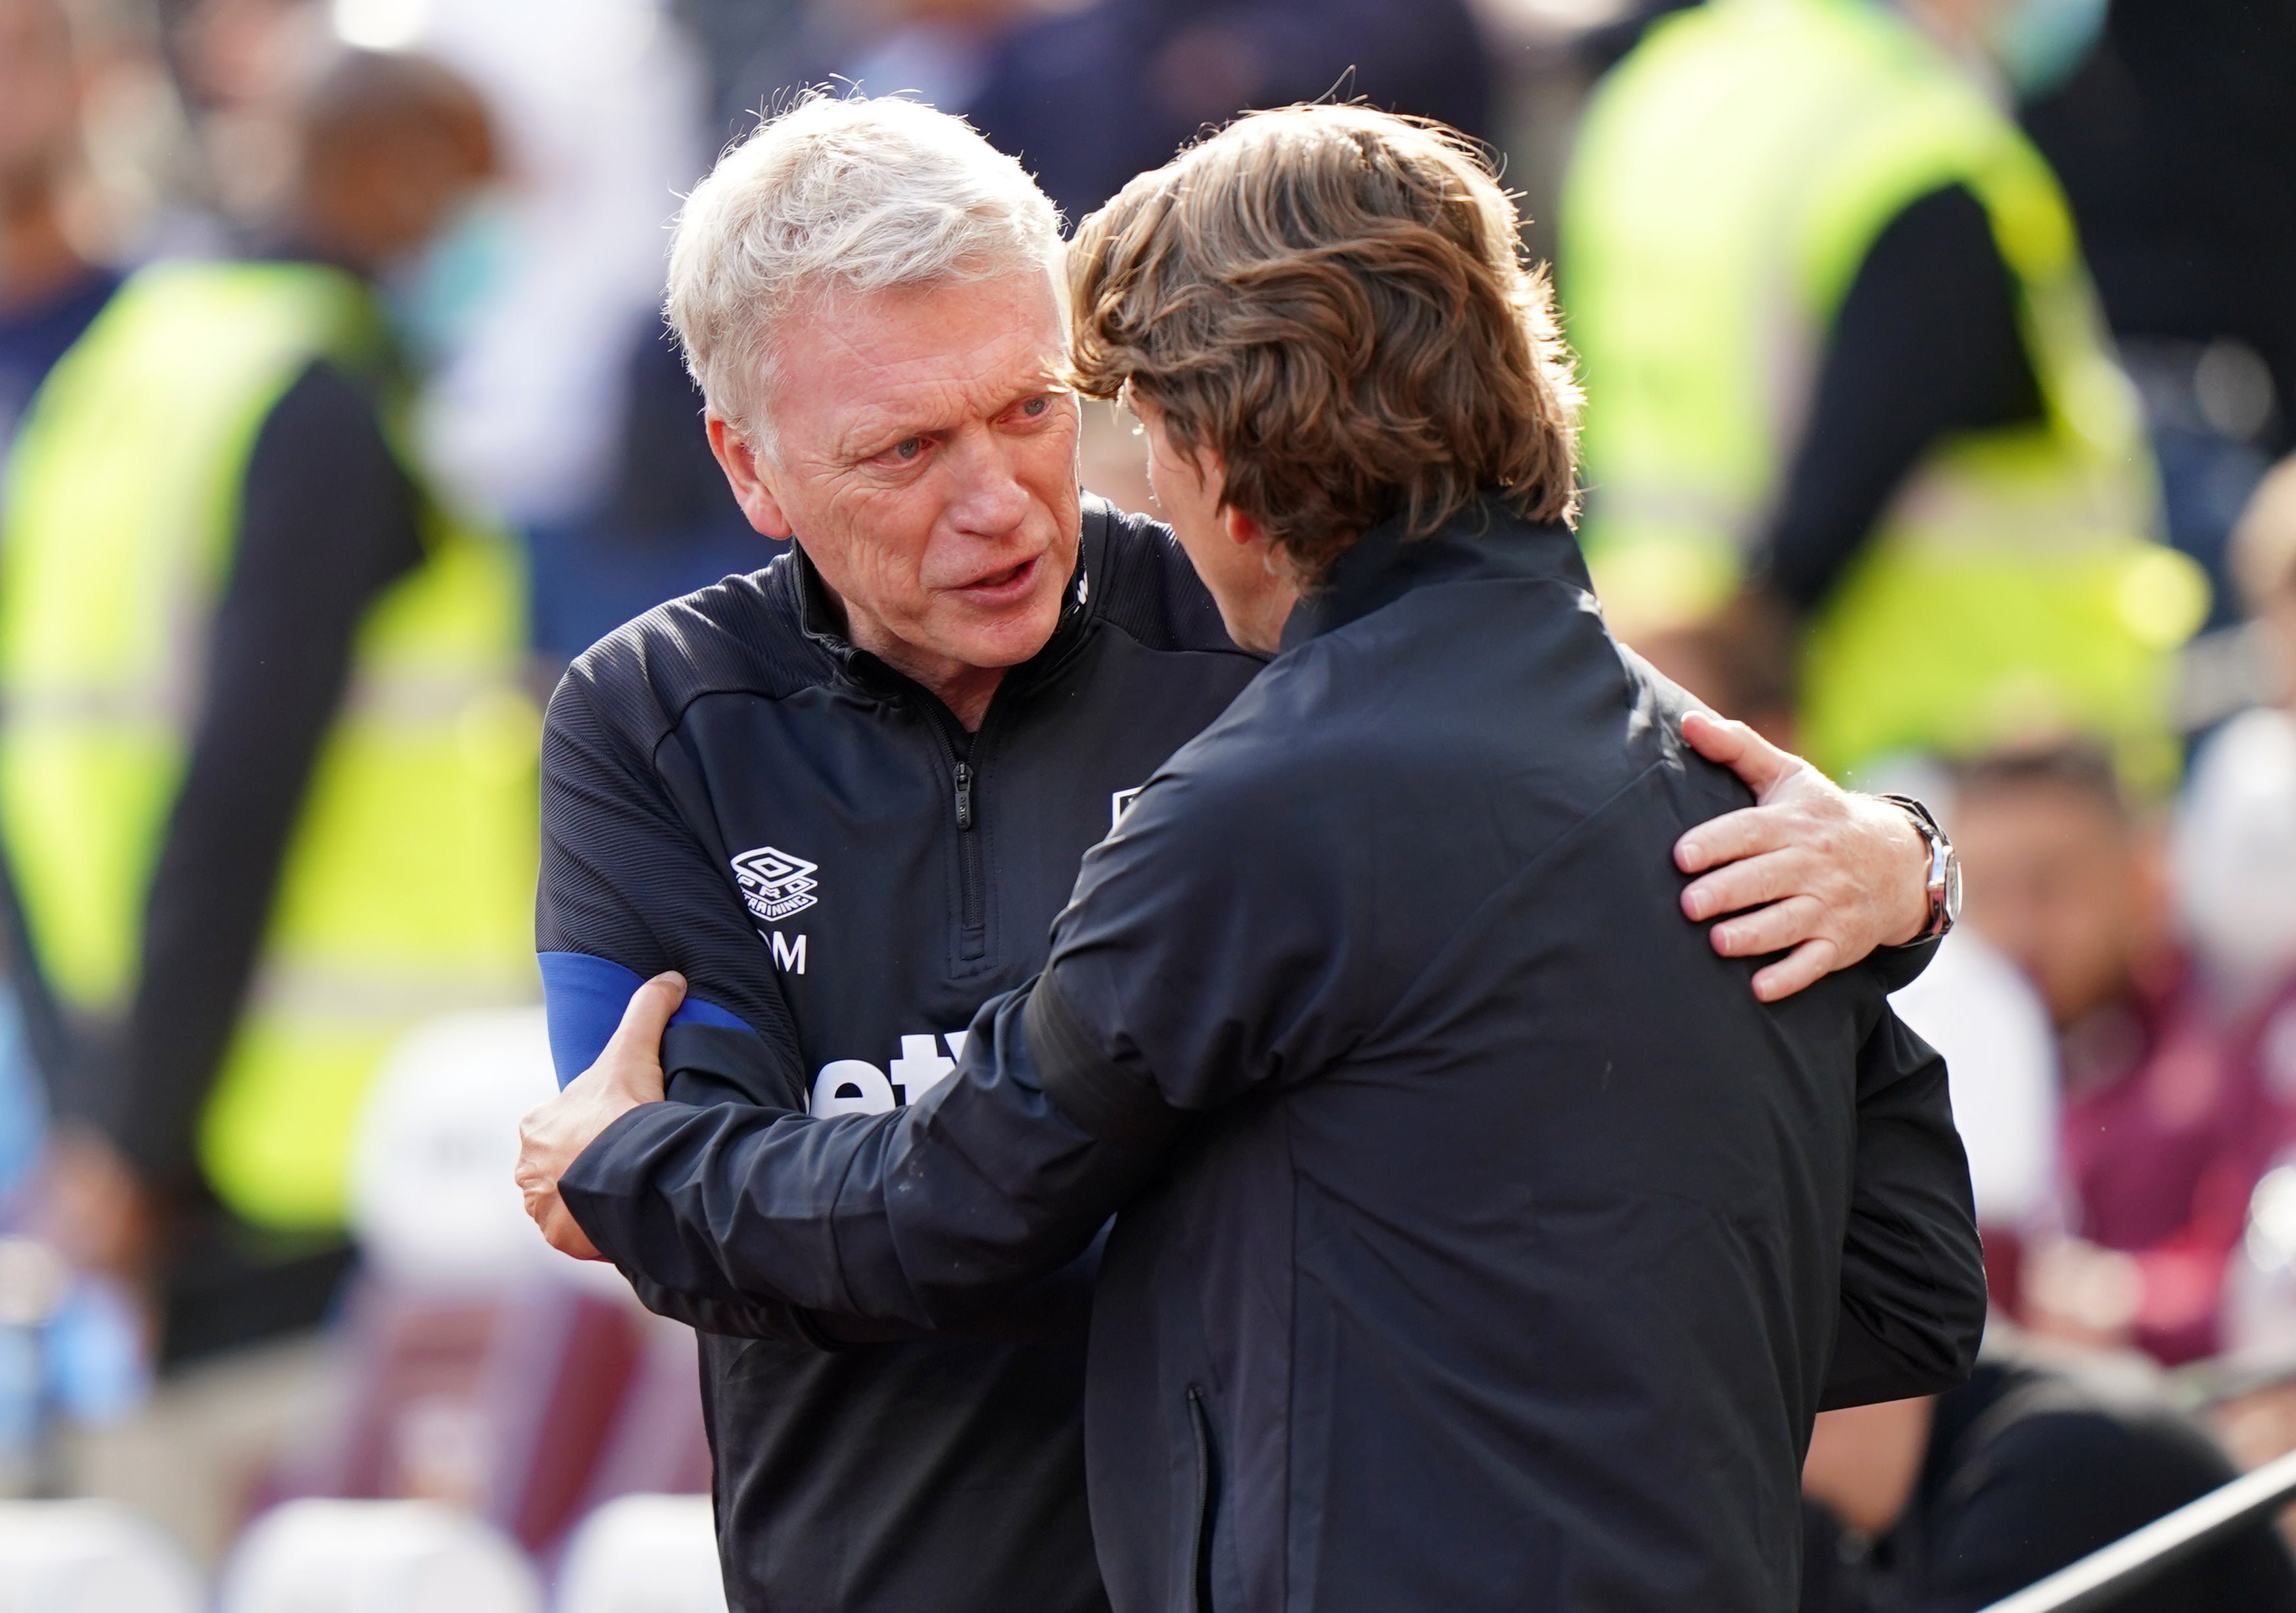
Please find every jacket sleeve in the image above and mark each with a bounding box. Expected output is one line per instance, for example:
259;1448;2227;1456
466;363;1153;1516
1820;1000;1988;1410
560;981;1167;1330
560;751;1358;1326
539;668;853;1343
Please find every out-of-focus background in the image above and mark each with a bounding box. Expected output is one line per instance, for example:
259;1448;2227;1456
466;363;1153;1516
1;0;2294;1606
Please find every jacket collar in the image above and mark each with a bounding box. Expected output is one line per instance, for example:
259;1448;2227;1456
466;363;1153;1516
1278;494;1591;653
785;498;1108;699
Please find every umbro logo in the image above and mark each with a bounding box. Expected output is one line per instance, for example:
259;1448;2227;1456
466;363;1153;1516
732;845;820;923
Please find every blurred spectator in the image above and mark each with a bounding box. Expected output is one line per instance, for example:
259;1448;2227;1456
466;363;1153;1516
0;0;118;1205
2024;0;2296;630
392;0;706;530
2202;462;2296;1381
1954;742;2284;1364
0;0;122;450
1;48;540;1382
525;321;778;662
167;0;331;230
960;0;1497;224
385;0;780;660
1799;1340;2296;1611
1889;928;2061;1303
2175;458;2296;1008
670;0;825;147
1560;0;2203;787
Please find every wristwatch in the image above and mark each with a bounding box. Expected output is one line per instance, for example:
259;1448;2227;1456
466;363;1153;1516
1877;793;1961;944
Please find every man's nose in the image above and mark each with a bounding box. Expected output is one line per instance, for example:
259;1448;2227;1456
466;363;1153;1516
941;426;1031;538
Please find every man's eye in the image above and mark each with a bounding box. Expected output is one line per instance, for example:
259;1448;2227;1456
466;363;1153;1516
1020;396;1048;417
890;438;924;461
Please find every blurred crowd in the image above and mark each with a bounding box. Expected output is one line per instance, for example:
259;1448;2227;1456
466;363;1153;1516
0;0;2293;1606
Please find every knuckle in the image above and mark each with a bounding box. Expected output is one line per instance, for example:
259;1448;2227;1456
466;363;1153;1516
1701;866;1747;902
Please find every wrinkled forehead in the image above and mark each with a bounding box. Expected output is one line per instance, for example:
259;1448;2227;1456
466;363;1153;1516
767;267;1071;444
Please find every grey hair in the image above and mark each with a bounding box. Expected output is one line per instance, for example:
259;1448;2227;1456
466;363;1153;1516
665;91;1064;445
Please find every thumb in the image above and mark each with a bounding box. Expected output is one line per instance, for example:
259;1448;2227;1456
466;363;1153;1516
1682;708;1794;795
599;971;687;1068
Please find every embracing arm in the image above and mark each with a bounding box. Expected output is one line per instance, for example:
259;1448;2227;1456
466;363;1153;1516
1673;711;1936;1001
530;699;1938;1324
548;976;1163;1330
1820;1003;1988;1410
537;755;1349;1328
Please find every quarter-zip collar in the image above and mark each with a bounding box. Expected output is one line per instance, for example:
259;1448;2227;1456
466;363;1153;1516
1278;494;1591;653
784;503;1107;709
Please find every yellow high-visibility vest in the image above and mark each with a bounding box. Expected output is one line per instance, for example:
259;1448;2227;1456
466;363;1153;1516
0;260;540;1230
1560;0;2203;782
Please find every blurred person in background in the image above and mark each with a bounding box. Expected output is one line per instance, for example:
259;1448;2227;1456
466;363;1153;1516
1886;925;2061;1309
0;0;121;1224
377;0;726;663
1559;0;2204;789
956;0;1495;224
0;0;122;451
1;41;539;1407
1798;1340;2296;1610
2192;462;2296;1381
2176;458;2296;1011
1952;741;2284;1365
165;0;332;235
2023;0;2296;637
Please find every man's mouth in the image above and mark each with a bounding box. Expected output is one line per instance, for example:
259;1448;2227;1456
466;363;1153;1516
953;555;1042;603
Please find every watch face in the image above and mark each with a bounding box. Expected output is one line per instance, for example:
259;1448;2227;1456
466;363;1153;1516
1941;847;1963;926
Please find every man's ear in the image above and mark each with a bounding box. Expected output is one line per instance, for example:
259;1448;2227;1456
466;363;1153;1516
707;415;795;540
1221;500;1271;551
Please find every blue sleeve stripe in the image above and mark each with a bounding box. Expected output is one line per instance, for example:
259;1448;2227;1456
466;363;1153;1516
538;950;757;1088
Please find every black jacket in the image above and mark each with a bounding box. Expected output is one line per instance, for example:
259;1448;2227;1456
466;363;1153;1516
566;503;1988;1612
538;497;1261;1612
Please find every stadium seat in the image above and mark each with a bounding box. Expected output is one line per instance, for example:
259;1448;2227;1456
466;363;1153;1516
555;1493;725;1613
259;1008;658;1552
0;1499;202;1612
566;1314;711;1511
220;1499;540;1612
350;1008;584;1294
267;1276;645;1552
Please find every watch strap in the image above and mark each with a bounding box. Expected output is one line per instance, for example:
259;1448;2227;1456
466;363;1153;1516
1875;793;1957;943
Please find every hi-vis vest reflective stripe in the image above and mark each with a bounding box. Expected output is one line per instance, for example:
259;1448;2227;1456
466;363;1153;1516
1560;0;2205;783
0;260;540;1230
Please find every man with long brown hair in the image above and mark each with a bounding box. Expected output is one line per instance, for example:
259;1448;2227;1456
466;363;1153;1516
519;101;1979;1610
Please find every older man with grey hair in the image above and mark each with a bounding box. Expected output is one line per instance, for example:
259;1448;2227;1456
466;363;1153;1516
515;93;1944;1612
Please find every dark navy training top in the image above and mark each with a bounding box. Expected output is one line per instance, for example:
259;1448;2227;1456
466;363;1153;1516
538;496;1260;1612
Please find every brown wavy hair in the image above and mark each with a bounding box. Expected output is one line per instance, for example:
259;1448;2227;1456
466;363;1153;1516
1067;104;1581;582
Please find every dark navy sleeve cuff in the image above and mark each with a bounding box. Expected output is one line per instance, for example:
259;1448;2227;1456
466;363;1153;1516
1868;934;1941;995
557;1100;697;1264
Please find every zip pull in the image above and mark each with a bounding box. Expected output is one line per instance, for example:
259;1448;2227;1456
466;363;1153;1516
954;760;974;831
